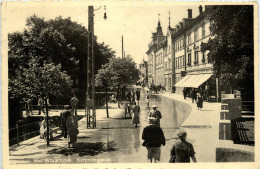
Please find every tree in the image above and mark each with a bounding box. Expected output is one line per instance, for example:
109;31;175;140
207;5;254;100
95;63;111;118
96;55;140;109
8;15;115;105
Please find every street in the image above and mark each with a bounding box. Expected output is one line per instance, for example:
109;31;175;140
9;90;228;164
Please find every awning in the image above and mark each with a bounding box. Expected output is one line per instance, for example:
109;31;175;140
189;74;212;88
184;74;205;87
174;75;192;87
175;74;213;88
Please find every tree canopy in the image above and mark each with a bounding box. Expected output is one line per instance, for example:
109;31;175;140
207;5;254;98
96;56;140;90
8;15;115;103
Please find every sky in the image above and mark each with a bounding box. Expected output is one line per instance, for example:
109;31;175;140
2;1;203;64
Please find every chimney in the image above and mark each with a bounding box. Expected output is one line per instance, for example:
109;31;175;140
188;9;192;18
179;22;183;28
176;25;180;30
199;5;203;14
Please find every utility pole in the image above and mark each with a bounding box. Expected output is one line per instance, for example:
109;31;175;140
86;6;96;128
122;35;124;58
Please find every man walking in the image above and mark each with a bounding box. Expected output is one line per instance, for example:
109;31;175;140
38;95;44;115
70;94;79;116
136;88;141;105
149;105;162;127
124;99;131;118
60;105;70;138
142;117;165;163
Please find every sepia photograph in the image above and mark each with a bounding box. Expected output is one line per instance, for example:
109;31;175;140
1;1;258;169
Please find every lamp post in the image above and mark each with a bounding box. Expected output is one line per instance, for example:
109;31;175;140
86;6;107;128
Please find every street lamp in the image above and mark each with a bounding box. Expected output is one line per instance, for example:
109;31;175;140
86;6;107;128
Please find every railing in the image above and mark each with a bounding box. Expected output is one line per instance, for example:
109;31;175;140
9;121;41;146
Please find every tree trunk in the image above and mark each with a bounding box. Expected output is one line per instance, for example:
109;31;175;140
117;87;120;108
105;86;109;118
44;95;50;146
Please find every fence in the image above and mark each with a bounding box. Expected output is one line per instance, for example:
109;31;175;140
9;121;41;146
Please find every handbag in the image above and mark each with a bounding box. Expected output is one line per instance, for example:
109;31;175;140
169;156;175;163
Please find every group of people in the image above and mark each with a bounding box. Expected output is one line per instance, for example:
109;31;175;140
40;94;79;148
183;88;203;110
142;104;196;163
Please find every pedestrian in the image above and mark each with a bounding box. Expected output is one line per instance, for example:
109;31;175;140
40;116;54;140
149;105;162;127
124;99;131;118
142;117;166;163
131;102;140;128
136;88;141;105
131;89;136;104
183;88;187;100
38;95;44;115
127;90;131;104
60;105;70;138
192;89;197;104
170;131;197;163
70;94;79;116
146;90;150;109
197;94;203;110
27;98;32;115
66;110;79;148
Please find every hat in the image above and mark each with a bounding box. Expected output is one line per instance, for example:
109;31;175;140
152;105;157;108
177;131;187;138
148;117;157;123
64;105;69;109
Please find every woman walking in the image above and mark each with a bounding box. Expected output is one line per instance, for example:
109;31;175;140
170;131;197;163
131;102;140;128
197;94;203;110
66;110;79;148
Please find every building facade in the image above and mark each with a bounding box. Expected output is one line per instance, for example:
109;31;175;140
146;5;217;99
146;18;175;91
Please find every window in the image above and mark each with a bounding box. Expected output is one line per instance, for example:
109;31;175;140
188;33;191;45
194;28;198;42
194;51;199;65
187;53;191;66
175;58;177;68
183;56;185;67
202;23;205;38
202;52;205;63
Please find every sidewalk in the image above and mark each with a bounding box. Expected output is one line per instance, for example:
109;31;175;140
161;92;221;162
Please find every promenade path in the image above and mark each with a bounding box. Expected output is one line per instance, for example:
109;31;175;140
9;92;221;164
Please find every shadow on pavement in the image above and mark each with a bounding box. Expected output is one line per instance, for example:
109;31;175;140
47;141;118;156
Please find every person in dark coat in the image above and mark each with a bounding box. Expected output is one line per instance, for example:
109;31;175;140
136;89;141;105
60;105;70;138
197;94;203;110
149;105;162;127
142;117;166;163
183;88;187;100
170;131;197;163
192;89;197;104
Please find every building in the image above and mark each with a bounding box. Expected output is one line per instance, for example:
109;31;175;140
138;59;148;86
173;6;217;100
146;6;218;100
146;15;175;91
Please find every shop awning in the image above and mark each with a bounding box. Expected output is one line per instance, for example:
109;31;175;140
174;75;192;87
189;74;212;88
175;74;213;88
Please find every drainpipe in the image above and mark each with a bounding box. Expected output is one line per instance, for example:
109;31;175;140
184;32;187;71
